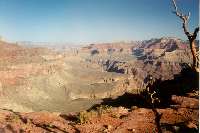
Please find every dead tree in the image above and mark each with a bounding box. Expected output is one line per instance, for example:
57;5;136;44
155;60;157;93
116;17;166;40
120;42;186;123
172;0;199;72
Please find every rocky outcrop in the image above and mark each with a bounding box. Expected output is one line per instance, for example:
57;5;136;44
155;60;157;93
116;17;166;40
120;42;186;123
81;37;193;97
81;42;137;54
139;37;187;50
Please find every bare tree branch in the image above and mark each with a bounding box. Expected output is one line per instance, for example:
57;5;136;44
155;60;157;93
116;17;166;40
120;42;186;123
172;0;192;38
193;27;199;40
187;12;191;20
172;0;178;11
171;0;199;72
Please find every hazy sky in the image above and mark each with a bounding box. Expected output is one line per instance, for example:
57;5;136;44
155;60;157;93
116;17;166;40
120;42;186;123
0;0;198;43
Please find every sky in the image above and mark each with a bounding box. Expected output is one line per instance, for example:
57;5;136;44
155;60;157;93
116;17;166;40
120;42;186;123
0;0;198;43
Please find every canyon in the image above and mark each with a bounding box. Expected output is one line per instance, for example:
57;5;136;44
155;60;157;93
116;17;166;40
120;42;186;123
0;37;193;112
0;37;198;132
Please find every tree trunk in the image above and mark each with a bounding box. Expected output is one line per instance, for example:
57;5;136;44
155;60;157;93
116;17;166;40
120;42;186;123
190;39;199;72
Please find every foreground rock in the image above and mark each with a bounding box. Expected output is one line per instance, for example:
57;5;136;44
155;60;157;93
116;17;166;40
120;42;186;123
0;94;198;133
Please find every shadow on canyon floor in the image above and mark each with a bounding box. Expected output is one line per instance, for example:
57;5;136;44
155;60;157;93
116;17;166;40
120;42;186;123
89;66;199;110
86;67;199;133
